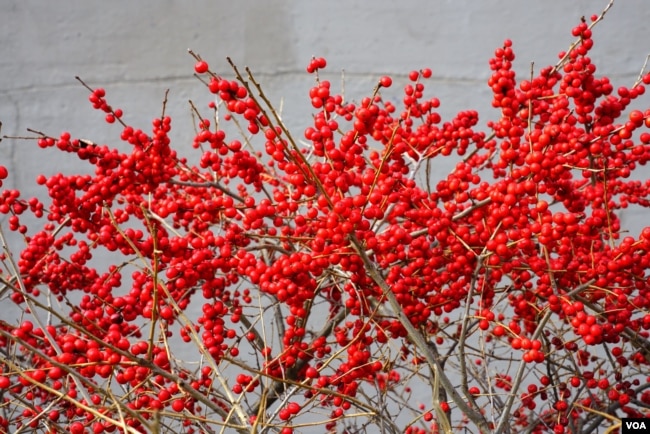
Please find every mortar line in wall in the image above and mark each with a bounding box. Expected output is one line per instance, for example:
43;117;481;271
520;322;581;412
4;70;641;94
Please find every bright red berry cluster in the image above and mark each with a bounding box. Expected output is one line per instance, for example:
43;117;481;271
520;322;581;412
1;8;650;434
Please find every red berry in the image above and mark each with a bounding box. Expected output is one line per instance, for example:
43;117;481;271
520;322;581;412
643;72;650;85
287;402;300;414
641;227;650;241
598;378;609;390
379;76;392;88
640;132;650;144
194;60;209;74
69;422;85;434
279;408;291;421
629;109;644;124
159;306;174;320
171;399;184;412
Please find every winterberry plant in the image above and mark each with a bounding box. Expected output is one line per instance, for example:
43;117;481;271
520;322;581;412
2;2;650;433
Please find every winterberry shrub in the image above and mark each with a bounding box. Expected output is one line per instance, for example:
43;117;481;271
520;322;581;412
1;2;650;433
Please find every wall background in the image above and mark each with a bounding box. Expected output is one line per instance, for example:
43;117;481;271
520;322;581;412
3;1;650;195
3;0;650;276
0;0;650;189
1;0;650;429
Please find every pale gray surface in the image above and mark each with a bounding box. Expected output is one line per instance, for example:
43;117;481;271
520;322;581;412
3;1;649;258
2;0;650;430
3;1;650;188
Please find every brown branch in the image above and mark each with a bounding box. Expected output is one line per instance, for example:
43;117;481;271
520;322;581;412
493;279;595;434
348;233;491;433
249;307;348;416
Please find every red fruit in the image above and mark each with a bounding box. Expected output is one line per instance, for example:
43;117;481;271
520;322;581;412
598;378;609;390
619;394;630;405
194;60;209;74
279;408;291;421
171;399;185;412
305;366;319;378
287;402;300;414
20;320;33;333
629;109;644;124
492;325;506;337
159;306;174;320
69;422;85;434
379;76;392;88
208;77;220;93
0;166;7;179
522;351;534;363
640;132;650;144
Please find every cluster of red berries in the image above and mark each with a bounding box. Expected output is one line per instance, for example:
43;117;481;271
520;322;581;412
1;11;650;434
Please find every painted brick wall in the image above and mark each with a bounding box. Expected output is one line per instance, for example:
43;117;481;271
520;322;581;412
3;1;649;196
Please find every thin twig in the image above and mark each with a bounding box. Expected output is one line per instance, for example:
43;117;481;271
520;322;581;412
493;279;595;434
349;232;491;433
550;0;615;76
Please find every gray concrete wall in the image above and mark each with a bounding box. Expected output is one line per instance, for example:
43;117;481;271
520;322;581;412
3;1;649;239
3;1;650;191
